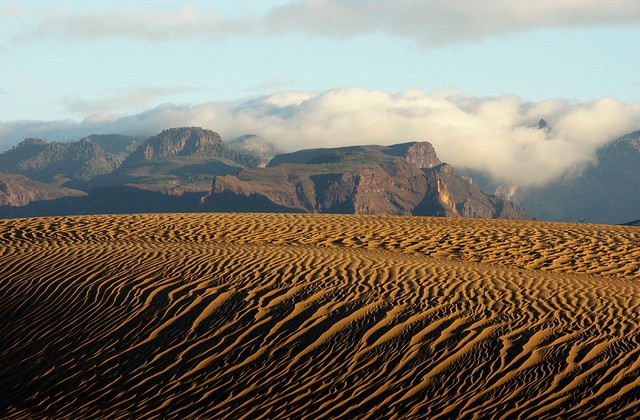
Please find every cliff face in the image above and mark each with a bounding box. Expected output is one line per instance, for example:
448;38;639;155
125;127;223;161
205;142;527;219
121;127;260;171
383;142;441;169
432;164;527;219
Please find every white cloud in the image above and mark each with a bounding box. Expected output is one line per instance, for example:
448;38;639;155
2;88;639;187
63;85;204;115
1;4;21;18
16;1;640;45
246;79;297;93
22;4;245;42
264;0;640;45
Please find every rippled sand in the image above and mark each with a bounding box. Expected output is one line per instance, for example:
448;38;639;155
1;213;639;418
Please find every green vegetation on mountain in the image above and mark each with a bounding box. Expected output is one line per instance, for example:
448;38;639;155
81;134;145;159
0;138;119;183
113;127;262;192
122;127;260;168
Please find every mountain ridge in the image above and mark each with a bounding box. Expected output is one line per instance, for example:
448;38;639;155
0;128;526;220
205;141;526;219
509;131;639;224
4;125;638;223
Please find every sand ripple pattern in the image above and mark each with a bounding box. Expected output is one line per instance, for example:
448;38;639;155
0;213;639;418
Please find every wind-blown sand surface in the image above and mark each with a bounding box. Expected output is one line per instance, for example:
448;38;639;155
1;213;639;419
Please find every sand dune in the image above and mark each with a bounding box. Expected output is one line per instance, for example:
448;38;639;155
0;213;639;418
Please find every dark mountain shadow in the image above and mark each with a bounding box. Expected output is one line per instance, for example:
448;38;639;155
169;161;242;176
0;185;208;218
202;190;303;213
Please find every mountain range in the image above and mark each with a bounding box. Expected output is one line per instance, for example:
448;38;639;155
0;127;524;220
0;126;637;224
460;129;640;224
205;142;525;218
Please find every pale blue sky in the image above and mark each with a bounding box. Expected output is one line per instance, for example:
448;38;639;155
2;1;639;122
1;1;640;186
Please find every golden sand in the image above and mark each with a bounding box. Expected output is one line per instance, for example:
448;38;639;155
0;213;639;418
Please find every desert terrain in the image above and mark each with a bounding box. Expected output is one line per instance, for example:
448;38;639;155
1;213;639;418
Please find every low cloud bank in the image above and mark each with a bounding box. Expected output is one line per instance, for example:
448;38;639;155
1;88;639;187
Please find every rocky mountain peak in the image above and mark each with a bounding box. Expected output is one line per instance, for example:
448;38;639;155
435;163;455;174
139;127;223;160
19;138;48;147
383;142;441;169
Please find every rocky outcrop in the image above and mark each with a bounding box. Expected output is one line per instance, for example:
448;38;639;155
121;127;260;169
205;142;527;219
538;118;550;131
129;127;223;161
382;142;441;169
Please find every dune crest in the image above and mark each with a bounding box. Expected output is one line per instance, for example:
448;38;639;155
1;213;639;418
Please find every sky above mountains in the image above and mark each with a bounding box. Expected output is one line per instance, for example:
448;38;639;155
1;1;640;186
